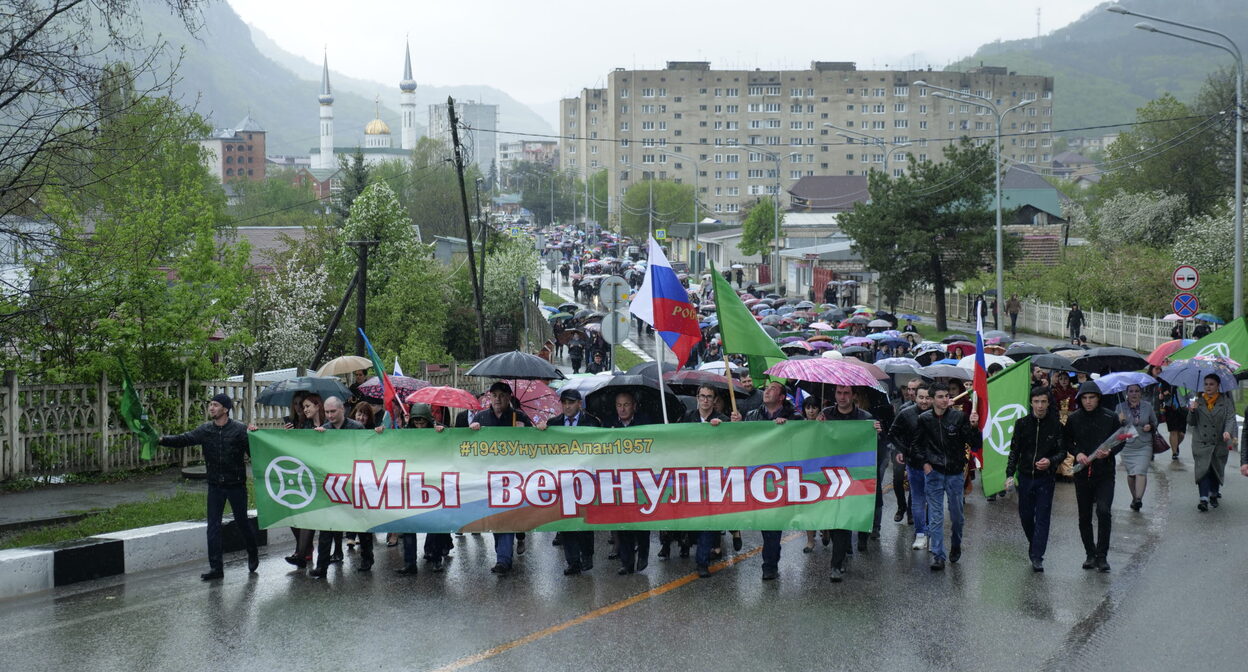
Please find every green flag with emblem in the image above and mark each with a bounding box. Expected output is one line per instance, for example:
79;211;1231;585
982;357;1031;496
1171;317;1248;370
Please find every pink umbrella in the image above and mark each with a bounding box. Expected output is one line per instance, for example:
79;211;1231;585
809;322;834;330
479;379;561;423
764;358;885;391
406;386;479;410
1162;314;1183;321
842;336;873;347
780;341;813;352
1146;339;1196;367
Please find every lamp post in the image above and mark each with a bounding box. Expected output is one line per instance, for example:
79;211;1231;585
1108;4;1244;320
823;123;909;176
720;145;796;294
651;148;706;275
913;79;1032;313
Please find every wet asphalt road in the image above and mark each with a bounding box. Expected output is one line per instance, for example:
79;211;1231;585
2;452;1246;672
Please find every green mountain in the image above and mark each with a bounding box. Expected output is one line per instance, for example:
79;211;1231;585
947;0;1248;137
131;0;550;155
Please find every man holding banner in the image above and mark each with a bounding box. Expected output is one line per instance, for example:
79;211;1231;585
471;381;534;576
1006;386;1065;572
821;385;882;583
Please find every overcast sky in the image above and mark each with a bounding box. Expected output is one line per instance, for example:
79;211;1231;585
228;0;1106;105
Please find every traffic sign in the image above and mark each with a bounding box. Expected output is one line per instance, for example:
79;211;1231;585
1172;265;1199;291
654;229;667;240
598;276;632;312
1172;292;1199;318
601;310;631;345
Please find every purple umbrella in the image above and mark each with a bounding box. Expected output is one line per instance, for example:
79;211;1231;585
777;336;804;344
764;358;885;392
842;336;873;347
808;341;836;351
358;375;431;400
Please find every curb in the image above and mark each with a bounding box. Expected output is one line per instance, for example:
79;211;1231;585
0;511;272;600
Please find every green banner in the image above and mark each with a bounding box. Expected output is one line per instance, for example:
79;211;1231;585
250;421;878;533
1171;317;1248;371
981;357;1031;496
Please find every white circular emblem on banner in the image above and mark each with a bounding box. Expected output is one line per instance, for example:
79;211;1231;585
264;456;316;509
985;403;1028;457
1196;343;1231;359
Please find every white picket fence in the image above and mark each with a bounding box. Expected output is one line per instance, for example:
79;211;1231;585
895;289;1177;351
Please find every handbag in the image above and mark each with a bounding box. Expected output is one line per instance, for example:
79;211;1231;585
1152;431;1170;455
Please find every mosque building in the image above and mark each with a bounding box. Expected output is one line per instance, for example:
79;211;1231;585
310;41;418;169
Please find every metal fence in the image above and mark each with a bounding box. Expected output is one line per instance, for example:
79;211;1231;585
1;363;470;482
894;289;1177;351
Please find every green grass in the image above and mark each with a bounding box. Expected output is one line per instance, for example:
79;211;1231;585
913;323;971;342
540;289;566;306
0;486;255;550
613;345;645;372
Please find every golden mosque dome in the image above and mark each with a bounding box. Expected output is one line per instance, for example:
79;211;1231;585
365;117;391;135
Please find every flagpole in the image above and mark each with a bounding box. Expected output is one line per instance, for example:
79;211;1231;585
655;336;670;424
723;354;738;416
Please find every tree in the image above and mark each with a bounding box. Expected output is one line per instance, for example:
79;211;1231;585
512;162;578;226
338;181;419;296
223;254;332;373
483;237;541;348
619;180;695;239
838;138;1010;331
228;171;324;227
587;169;609;225
1084;190;1189;250
738;197;783;264
332;149;370;218
4;97;250;381
0;1;207;222
1096;94;1224;218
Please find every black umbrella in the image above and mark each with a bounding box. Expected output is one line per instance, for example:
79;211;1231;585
1050;344;1083;353
558;303;579;313
941;334;974;344
1072;347;1148;375
626;361;676;376
840;345;872;356
465;351;565;380
1005;342;1048;360
983;330;1012;344
1029;353;1079;373
574;309;594;320
585;374;685;423
761;325;781;338
256;376;352;407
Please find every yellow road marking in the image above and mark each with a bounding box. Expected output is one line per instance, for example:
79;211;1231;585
429;532;804;672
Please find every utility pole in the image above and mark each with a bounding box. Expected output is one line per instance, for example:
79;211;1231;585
447;97;488;359
345;240;378;356
475;177;487;302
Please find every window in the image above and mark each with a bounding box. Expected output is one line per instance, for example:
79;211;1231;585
894;151;908;162
749;85;764;96
748;152;763;162
659;121;667;130
790;170;803;179
620;88;629;98
918;121;928;130
725;121;738;130
766;119;781;128
790;104;803;113
895;119;908;128
765;136;780;145
642;154;655;163
620;122;629;132
725;170;738;179
727;187;740;196
847;104;855;111
919;153;928;161
726;104;739;113
873;88;885;97
894;103;906;113
748;185;763;195
642;88;655;97
918;87;928;97
748;169;764;178
641;104;655;113
641;121;655;131
918;104;927;114
725;88;739;96
894;86;908;96
959;104;969;114
726;203;740;213
873;104;885;114
791;88;803;97
765;103;781;112
726;154;739;163
747;103;762;113
620;104;629;113
658;88;667;97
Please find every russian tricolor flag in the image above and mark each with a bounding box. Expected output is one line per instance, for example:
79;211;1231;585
972;301;989;433
630;237;702;368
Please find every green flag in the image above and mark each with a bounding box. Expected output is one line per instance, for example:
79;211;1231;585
708;260;787;383
118;365;158;460
1171;317;1248;370
981;357;1031;496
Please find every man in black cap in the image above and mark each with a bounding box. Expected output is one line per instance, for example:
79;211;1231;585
158;394;259;581
539;388;600;575
470;381;533;575
1064;381;1123;572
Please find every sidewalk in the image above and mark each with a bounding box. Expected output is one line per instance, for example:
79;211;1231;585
542;268;656;366
933;315;1075;350
0;467;199;531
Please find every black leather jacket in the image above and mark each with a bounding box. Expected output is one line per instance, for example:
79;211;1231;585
1006;412;1065;479
744;400;801;422
890;403;926;468
917;408;981;475
1064;405;1122;481
159;419;250;487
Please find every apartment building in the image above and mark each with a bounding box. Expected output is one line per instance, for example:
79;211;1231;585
560;61;1054;221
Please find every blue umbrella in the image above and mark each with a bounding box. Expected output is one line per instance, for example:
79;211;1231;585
1194;312;1225;325
899;314;922;321
933;358;960;366
540;305;558;313
1095;372;1157;395
1159;357;1238;392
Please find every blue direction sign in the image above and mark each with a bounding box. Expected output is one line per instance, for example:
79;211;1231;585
1172;292;1199;318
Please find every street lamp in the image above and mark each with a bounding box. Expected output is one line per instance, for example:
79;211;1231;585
720;145;797;294
823;123;910;176
1108;4;1244;320
651;148;707;275
913;79;1032;314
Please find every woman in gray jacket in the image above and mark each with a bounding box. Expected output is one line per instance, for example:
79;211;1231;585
1188;374;1238;512
1115;384;1158;512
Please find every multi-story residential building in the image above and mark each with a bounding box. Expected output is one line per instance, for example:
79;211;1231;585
560;61;1054;221
429;100;499;169
199;115;266;183
499;140;560;175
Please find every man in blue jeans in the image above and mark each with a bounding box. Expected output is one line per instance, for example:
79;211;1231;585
470;381;534;576
890;383;932;551
916;383;980;571
1006;387;1065;572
